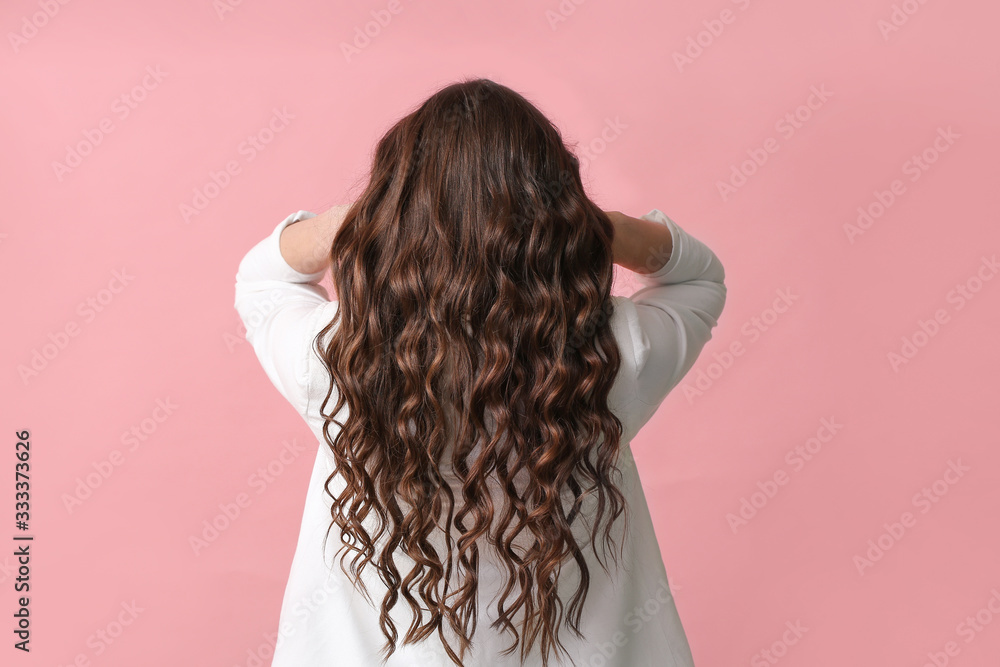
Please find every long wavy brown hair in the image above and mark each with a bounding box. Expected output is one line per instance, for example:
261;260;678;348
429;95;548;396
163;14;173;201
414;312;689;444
312;78;629;666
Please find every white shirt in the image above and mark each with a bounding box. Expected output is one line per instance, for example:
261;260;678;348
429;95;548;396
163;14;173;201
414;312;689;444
234;208;726;667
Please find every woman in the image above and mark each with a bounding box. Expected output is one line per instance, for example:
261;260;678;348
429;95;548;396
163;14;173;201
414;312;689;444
234;78;726;667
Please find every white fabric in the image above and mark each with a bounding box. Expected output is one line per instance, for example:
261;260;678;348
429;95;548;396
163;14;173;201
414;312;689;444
234;208;727;666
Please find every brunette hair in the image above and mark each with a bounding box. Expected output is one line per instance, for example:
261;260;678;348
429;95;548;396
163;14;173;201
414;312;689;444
313;77;628;666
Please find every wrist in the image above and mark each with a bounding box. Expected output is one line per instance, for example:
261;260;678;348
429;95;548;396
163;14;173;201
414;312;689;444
279;206;349;275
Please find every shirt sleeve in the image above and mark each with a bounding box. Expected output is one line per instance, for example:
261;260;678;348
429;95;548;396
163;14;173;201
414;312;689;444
623;208;728;415
234;210;331;415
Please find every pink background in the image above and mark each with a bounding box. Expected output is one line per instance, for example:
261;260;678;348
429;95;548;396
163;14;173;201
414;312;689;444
3;0;999;665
